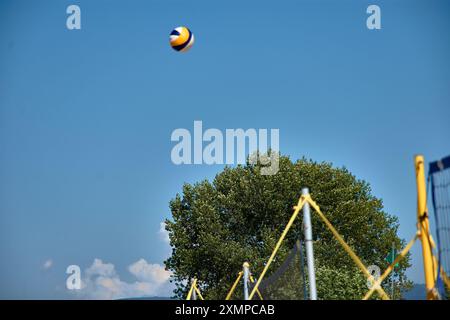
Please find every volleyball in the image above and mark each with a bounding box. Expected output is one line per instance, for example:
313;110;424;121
170;26;194;52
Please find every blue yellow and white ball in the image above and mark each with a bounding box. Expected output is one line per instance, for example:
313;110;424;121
169;26;194;52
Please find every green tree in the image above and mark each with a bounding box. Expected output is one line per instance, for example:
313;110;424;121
164;155;412;299
315;266;368;300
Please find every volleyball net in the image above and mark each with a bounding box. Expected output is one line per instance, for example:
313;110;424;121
185;154;450;300
429;155;450;297
257;240;308;300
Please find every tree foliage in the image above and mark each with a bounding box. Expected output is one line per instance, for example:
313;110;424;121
164;155;412;299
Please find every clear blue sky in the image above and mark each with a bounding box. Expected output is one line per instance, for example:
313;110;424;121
0;0;449;299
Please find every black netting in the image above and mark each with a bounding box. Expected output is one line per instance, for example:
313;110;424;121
252;240;307;300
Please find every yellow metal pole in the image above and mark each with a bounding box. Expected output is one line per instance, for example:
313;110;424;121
225;272;243;300
363;233;418;300
307;197;390;300
415;155;437;300
186;278;197;300
248;197;306;300
249;275;264;300
194;285;204;300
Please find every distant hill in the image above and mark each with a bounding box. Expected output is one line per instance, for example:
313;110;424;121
402;284;426;300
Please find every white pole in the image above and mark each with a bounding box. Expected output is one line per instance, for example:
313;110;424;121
302;188;317;300
192;279;197;300
243;262;250;300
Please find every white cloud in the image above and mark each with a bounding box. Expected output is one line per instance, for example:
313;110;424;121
43;259;53;270
73;258;173;300
128;259;171;284
86;258;115;277
158;222;170;244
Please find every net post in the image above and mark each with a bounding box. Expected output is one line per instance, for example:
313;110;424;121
192;279;197;300
243;262;250;300
302;188;317;300
415;154;437;299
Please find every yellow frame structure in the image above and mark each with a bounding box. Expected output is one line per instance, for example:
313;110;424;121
415;155;439;299
225;264;264;300
186;155;448;301
365;155;445;300
186;278;204;300
248;194;391;300
249;155;446;300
